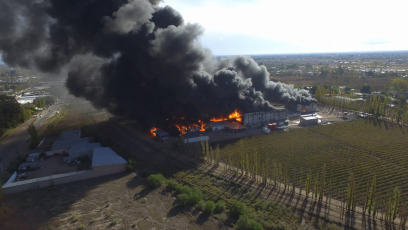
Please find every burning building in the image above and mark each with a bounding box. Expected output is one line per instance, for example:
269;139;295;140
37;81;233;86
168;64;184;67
0;0;317;132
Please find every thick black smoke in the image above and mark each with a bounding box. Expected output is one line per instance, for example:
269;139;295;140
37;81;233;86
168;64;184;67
0;0;316;129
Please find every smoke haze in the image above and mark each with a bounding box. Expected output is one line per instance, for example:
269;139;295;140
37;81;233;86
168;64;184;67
0;0;316;129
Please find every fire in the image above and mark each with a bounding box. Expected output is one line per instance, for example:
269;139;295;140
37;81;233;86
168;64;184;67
152;109;242;137
198;120;206;132
174;120;206;135
228;109;242;122
175;124;188;135
211;109;243;122
150;127;157;137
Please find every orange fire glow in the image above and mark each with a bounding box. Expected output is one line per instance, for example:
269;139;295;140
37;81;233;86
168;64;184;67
211;109;243;122
198;120;206;132
152;110;242;137
150;127;157;137
174;120;206;135
175;124;188;135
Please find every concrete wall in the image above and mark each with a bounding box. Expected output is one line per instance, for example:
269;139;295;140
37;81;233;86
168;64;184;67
2;163;126;195
183;135;209;144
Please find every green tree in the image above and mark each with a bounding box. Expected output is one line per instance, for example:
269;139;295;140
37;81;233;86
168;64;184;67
27;123;40;149
34;97;45;108
366;174;376;216
391;186;401;221
391;78;408;92
204;201;216;214
229;200;247;219
0;95;24;134
176;193;189;206
360;84;371;94
215;200;226;213
236;215;264;230
346;172;356;212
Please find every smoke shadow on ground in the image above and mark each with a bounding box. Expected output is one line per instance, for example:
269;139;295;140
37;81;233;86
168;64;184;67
0;172;130;230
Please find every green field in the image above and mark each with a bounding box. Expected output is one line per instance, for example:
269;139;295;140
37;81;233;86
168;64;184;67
218;119;408;211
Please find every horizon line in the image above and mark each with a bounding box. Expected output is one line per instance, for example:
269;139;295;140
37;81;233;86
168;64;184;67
214;50;408;57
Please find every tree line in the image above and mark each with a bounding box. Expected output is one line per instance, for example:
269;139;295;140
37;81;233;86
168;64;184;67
0;95;54;136
200;139;408;227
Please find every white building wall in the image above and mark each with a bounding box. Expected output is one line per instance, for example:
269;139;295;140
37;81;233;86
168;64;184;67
183;136;209;144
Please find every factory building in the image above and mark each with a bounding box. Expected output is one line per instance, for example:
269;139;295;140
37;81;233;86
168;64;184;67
300;114;319;126
244;108;288;127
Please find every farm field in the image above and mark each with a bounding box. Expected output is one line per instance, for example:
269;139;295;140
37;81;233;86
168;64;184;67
218;119;408;211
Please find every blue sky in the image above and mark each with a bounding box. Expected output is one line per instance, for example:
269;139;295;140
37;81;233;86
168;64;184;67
163;0;408;55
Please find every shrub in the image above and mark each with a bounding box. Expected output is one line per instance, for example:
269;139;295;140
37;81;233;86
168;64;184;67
179;185;192;195
176;193;189;206
147;174;165;188
126;159;137;171
167;179;180;192
229;200;247;219
236;215;264;230
215;200;226;213
204;201;216;214
196;200;205;210
187;187;203;205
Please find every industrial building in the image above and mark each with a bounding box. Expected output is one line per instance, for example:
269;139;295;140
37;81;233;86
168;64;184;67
300;114;319;126
244;108;288;127
92;147;127;174
2;129;127;194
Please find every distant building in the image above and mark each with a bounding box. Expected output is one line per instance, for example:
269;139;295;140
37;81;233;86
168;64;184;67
244;108;288;127
300;114;318;126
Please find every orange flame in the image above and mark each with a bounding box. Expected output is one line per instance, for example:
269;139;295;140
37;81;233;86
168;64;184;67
228;109;242;122
211;109;242;122
198;120;206;132
150;127;157;137
175;124;188;135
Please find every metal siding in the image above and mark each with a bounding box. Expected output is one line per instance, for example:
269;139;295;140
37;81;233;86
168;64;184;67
244;109;288;126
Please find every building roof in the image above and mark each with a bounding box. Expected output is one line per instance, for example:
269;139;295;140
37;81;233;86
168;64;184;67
182;131;208;139
301;115;318;121
51;138;90;151
92;147;127;167
154;129;169;137
68;142;101;155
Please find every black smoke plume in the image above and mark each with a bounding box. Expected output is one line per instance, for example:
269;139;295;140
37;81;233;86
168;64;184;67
0;0;316;130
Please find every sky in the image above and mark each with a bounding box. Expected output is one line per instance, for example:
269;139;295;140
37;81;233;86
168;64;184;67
162;0;408;55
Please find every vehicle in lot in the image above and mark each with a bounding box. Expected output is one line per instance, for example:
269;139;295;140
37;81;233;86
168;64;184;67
18;162;40;172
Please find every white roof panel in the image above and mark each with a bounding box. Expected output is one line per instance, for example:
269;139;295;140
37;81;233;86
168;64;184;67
92;147;127;167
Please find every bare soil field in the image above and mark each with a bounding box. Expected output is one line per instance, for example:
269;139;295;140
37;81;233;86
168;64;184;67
1;172;229;230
